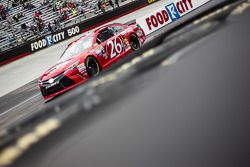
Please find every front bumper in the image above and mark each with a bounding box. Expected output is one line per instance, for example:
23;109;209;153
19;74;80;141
39;72;89;100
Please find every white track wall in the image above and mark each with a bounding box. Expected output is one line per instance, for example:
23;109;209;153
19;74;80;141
137;0;211;35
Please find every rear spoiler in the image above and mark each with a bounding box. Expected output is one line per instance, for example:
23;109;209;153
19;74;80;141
125;19;136;26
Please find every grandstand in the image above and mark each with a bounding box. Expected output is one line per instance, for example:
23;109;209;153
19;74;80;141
0;0;129;52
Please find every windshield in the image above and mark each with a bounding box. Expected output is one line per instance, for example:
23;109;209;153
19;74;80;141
58;36;93;63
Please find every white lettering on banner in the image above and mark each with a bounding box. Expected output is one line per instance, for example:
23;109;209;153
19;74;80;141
169;5;177;19
31;32;65;51
53;32;65;42
136;0;211;35
30;26;80;51
31;39;47;52
67;26;80;37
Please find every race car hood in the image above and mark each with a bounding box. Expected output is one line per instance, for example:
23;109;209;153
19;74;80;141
40;56;81;81
40;46;95;82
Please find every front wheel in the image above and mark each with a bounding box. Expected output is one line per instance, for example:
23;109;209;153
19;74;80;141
130;34;141;50
85;56;101;77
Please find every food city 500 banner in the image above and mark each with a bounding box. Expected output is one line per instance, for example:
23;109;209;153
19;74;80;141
30;26;80;52
136;0;211;35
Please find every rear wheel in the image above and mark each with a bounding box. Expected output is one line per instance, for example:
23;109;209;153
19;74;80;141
85;56;101;77
130;34;141;50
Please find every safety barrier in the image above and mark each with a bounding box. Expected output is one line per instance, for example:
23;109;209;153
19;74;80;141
136;0;211;35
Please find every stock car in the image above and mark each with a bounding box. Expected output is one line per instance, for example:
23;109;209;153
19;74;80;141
39;23;146;99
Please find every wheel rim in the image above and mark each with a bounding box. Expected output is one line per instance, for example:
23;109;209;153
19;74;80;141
130;35;140;50
86;58;100;77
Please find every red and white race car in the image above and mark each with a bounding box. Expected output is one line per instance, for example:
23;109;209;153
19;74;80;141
39;23;146;100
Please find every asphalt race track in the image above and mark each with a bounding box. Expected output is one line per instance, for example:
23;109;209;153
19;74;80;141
8;1;250;166
0;1;165;129
1;0;250;166
0;0;238;133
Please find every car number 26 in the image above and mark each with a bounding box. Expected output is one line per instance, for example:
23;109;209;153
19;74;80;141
106;36;124;59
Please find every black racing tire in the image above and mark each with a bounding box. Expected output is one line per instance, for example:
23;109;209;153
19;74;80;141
130;34;141;50
85;56;101;77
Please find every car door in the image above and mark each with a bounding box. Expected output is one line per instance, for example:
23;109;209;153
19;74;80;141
110;24;132;58
96;27;125;68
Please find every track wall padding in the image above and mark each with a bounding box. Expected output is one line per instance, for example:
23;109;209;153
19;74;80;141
136;0;211;35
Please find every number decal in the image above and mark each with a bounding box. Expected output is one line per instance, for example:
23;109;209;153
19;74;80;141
67;26;80;37
106;36;124;59
106;40;116;58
